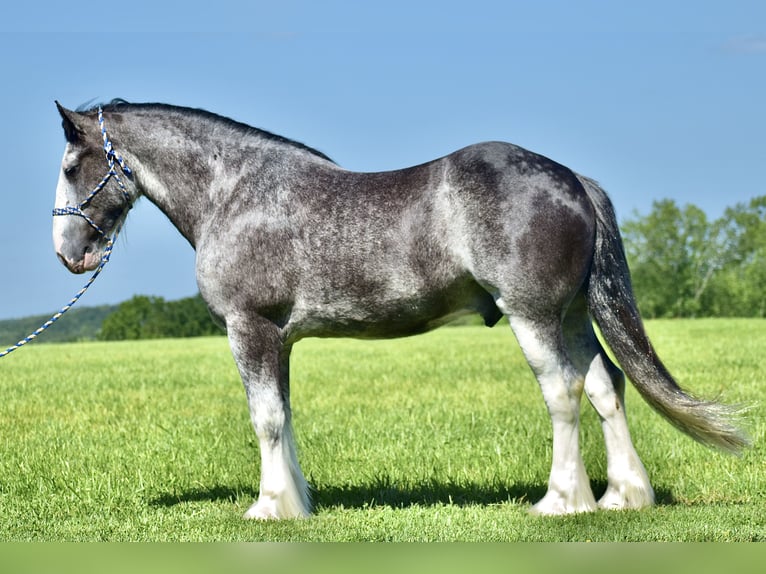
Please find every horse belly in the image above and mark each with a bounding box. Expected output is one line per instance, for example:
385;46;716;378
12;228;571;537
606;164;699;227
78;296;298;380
287;273;499;341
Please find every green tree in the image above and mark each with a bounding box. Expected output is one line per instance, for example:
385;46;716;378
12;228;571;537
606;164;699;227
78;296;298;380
99;295;164;340
165;295;224;337
707;196;766;317
99;294;222;340
622;195;766;318
622;200;726;318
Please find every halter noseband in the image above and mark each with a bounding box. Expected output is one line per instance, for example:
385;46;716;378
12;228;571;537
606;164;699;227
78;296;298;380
52;106;134;237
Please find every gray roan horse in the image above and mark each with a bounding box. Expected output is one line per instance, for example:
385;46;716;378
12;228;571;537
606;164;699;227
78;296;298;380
52;101;748;519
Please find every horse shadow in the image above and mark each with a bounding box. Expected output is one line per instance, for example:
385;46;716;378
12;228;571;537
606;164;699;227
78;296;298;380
149;478;676;512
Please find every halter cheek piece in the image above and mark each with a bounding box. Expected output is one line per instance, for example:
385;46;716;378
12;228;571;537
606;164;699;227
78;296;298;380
52;106;134;237
0;108;132;358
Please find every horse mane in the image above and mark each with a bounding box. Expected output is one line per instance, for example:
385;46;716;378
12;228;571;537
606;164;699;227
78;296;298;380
78;99;335;164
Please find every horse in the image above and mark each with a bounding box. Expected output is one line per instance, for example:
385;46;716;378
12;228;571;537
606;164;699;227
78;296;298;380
51;100;748;519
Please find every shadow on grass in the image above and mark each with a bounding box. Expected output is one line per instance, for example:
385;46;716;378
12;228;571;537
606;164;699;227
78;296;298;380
312;478;546;510
150;478;676;511
314;478;677;510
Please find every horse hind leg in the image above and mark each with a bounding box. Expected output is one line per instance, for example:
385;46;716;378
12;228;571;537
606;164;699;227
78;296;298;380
505;310;597;515
562;295;654;510
585;353;655;510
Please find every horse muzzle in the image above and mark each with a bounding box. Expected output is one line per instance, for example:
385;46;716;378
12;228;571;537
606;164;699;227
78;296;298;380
56;246;101;274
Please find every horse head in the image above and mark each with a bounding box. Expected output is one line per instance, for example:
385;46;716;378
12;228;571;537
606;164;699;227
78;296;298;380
52;102;135;274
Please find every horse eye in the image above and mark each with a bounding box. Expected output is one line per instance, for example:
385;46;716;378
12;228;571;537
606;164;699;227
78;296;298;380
64;165;79;177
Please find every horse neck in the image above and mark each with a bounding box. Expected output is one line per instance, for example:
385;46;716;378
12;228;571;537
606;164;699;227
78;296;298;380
112;108;338;248
108;107;335;248
108;110;218;247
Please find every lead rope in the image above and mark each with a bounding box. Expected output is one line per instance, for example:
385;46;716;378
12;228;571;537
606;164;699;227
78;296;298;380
0;226;121;358
0;107;131;358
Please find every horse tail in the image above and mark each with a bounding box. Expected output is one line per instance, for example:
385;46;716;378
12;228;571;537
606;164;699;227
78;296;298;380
576;174;750;453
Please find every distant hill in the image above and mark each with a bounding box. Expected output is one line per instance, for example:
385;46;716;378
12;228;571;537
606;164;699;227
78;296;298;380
0;305;118;346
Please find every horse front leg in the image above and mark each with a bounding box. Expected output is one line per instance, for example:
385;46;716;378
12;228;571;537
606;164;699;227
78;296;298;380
227;317;310;519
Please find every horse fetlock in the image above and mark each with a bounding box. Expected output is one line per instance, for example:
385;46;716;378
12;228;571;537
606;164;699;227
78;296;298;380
532;465;598;515
598;455;655;511
598;479;655;511
243;497;280;520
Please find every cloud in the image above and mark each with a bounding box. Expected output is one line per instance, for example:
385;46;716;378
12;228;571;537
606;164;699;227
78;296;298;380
723;35;766;54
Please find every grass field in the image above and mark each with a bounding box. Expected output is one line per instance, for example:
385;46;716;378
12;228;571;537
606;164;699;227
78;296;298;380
0;319;764;541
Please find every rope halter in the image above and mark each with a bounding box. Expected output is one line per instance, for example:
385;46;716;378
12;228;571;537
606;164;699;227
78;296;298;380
52;106;134;236
0;107;132;358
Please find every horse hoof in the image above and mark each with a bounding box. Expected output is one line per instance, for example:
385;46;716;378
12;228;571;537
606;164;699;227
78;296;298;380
530;491;597;516
598;483;655;510
243;500;279;520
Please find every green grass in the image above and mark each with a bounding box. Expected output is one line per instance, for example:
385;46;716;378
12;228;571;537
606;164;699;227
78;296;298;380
0;319;764;541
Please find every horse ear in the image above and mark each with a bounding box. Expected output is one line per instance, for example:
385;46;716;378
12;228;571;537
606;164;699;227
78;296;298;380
55;101;85;144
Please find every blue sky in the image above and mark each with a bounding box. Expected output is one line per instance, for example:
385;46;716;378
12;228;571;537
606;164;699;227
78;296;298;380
0;1;764;320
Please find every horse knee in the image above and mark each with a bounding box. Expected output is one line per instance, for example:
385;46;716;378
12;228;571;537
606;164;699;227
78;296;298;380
584;355;625;416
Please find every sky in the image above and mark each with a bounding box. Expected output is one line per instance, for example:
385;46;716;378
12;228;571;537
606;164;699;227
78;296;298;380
0;1;764;321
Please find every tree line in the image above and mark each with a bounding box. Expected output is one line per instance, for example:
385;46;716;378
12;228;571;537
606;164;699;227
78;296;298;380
98;294;223;340
0;305;117;345
0;296;222;345
622;195;765;318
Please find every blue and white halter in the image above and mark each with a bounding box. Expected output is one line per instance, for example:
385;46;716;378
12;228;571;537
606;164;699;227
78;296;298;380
52;106;133;236
1;107;132;358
